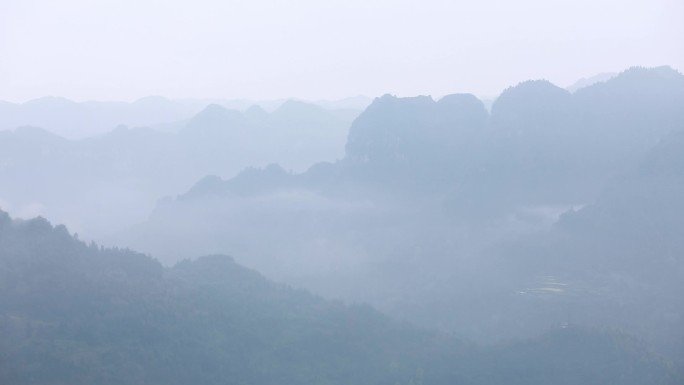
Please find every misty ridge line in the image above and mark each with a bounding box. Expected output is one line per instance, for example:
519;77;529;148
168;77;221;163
0;67;625;140
1;64;684;384
0;65;680;239
0;64;677;312
113;65;684;357
0;95;373;140
2;0;682;382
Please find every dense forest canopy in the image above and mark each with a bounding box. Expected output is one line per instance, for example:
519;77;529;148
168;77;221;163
0;210;679;384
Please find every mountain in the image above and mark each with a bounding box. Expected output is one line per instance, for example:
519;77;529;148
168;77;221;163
176;102;350;177
566;72;617;92
556;129;684;271
0;210;677;385
0;100;356;239
0;97;366;140
573;66;684;151
0;96;198;139
0;124;180;238
115;67;684;364
314;95;373;110
181;104;251;136
344;66;684;207
139;66;684;238
477;128;684;363
454;66;684;212
345;94;487;171
490;80;573;130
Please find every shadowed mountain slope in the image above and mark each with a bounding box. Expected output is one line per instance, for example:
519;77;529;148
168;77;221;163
0;210;678;385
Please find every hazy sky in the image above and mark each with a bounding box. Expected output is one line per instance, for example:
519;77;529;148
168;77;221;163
1;0;682;102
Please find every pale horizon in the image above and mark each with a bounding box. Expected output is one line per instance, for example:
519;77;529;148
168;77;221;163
1;0;682;103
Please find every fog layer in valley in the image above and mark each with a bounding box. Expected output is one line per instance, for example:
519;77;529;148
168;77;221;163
0;99;362;238
109;66;684;359
2;66;684;383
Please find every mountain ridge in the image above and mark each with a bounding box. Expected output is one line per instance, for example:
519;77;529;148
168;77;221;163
0;209;677;385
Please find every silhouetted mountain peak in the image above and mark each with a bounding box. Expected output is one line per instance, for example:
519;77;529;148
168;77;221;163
23;96;77;108
619;65;683;81
493;80;571;110
182;104;248;135
244;104;269;121
181;174;225;199
181;164;293;200
437;93;481;106
491;80;572;128
195;103;235;117
577;66;684;97
345;93;487;168
437;93;489;126
230;163;291;189
271;100;333;122
566;72;617;92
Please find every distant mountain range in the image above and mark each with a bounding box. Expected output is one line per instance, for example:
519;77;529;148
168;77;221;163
0;96;371;139
113;66;684;365
0;100;357;238
565;72;617;92
156;66;684;215
2;67;683;367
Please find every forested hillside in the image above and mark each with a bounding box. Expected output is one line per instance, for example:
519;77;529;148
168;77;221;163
0;210;677;385
114;67;684;366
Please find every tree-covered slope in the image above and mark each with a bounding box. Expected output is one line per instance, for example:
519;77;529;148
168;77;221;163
0;210;678;385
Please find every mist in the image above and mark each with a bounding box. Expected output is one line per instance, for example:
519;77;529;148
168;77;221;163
1;1;684;384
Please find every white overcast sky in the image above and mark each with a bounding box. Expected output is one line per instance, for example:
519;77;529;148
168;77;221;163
0;0;682;102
